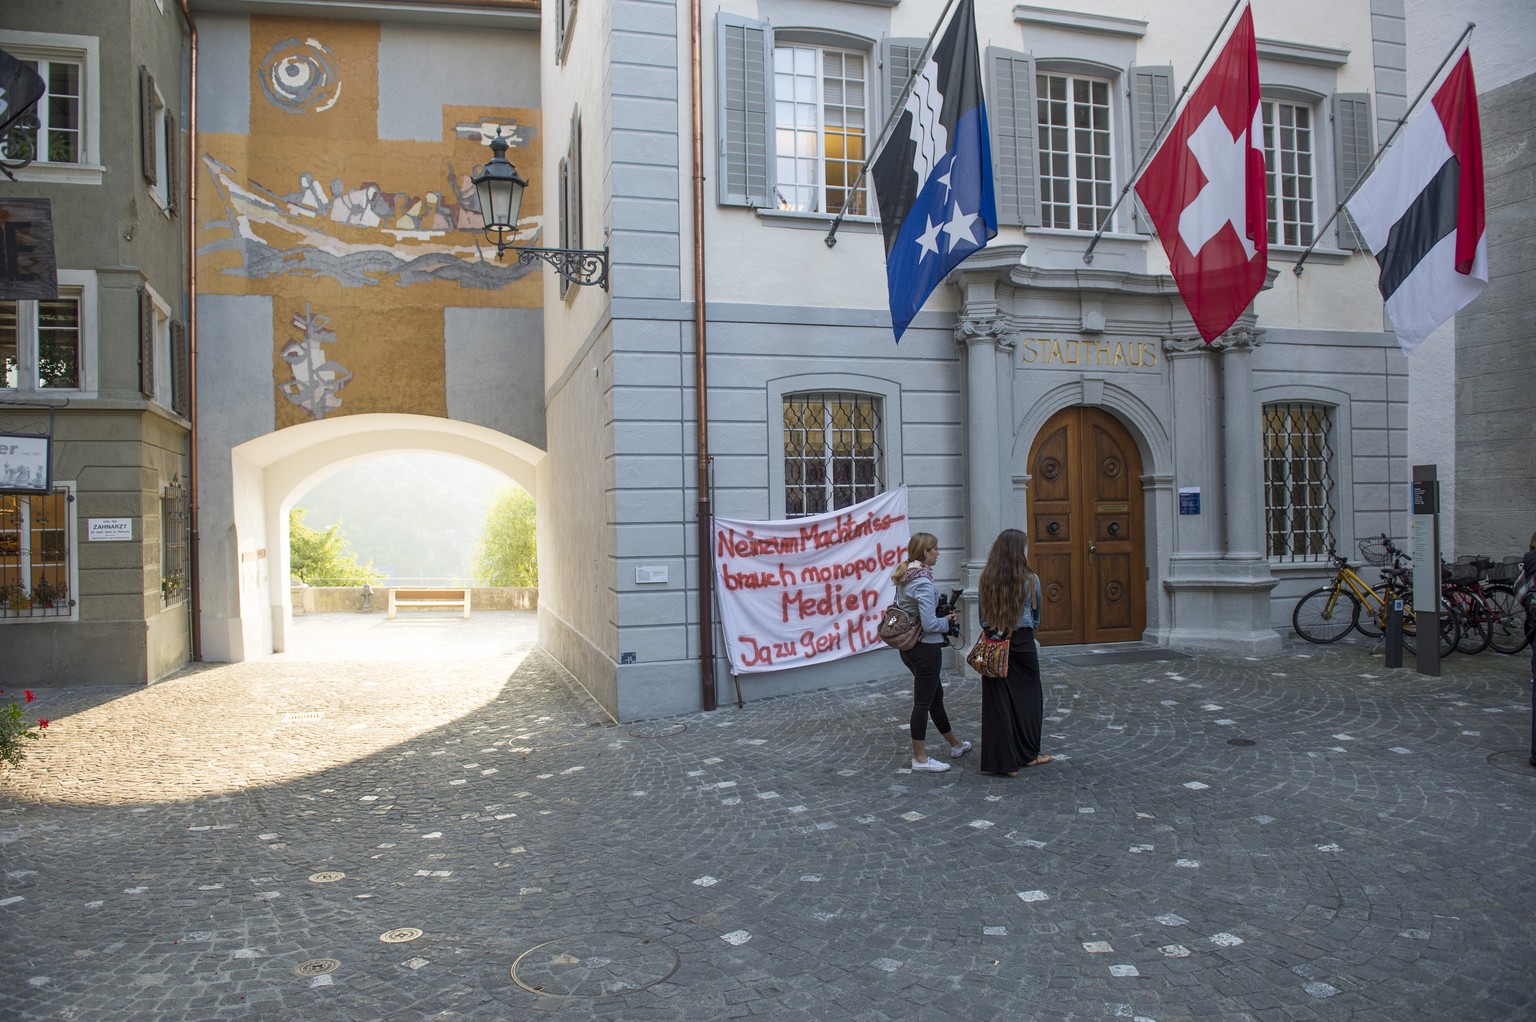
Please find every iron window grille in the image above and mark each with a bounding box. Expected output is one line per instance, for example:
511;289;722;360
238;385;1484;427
0;487;73;619
782;392;883;518
162;485;188;606
1263;402;1335;561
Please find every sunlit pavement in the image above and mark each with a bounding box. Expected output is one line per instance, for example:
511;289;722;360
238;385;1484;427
3;614;1534;1021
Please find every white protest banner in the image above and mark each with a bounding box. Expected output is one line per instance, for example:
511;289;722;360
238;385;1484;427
713;487;910;674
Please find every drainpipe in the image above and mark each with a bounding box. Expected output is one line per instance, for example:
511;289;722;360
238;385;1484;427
690;0;715;710
177;0;201;660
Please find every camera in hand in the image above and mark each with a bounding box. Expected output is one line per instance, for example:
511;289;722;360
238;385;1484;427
934;588;964;646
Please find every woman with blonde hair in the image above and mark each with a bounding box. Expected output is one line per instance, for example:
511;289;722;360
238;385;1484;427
977;528;1051;776
892;531;971;772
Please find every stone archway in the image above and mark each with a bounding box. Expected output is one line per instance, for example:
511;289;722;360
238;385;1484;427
201;413;545;662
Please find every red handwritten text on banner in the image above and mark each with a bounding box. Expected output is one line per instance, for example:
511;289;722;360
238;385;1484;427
713;487;910;674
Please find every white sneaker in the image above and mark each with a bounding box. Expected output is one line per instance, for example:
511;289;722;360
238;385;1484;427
911;757;951;772
948;740;973;758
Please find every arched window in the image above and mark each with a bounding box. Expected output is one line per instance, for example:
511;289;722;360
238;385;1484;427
1263;402;1335;560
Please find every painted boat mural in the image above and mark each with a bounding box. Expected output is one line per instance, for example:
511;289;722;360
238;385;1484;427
199;153;538;290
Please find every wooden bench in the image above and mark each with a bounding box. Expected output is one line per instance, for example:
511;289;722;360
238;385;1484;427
387;587;471;619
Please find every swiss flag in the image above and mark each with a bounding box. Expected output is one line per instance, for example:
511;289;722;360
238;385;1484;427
1135;5;1267;342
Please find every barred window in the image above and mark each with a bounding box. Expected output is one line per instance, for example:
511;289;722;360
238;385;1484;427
1036;73;1113;232
782;393;883;518
1263;403;1335;560
162;485;188;606
0;486;74;620
1262;99;1315;247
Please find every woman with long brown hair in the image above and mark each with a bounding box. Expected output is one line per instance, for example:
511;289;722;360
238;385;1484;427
892;531;971;772
977;528;1051;776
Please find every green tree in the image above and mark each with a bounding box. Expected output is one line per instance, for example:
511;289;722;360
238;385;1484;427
472;486;538;586
289;507;381;586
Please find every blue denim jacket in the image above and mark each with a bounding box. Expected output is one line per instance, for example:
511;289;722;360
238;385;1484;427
1015;574;1041;631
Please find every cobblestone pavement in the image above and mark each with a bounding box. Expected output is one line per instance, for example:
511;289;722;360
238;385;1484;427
3;613;1534;1021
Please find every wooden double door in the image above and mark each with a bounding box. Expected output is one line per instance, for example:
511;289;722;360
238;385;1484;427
1027;407;1146;646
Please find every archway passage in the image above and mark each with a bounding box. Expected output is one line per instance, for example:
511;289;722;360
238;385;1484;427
205;413;545;664
1028;407;1146;645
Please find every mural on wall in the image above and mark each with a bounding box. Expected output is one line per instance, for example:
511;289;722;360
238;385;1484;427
278;306;351;419
258;37;343;115
195;17;545;429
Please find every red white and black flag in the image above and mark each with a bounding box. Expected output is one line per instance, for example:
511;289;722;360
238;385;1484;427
1347;50;1486;354
1133;5;1267;343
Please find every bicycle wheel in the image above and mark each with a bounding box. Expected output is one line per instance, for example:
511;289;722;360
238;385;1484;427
1401;602;1459;658
1447;585;1492;655
1293;587;1358;643
1484;585;1531;654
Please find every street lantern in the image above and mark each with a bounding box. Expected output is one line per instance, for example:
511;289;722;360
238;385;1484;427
470;129;609;290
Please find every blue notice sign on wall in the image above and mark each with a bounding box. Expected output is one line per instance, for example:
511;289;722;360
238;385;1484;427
1178;486;1201;515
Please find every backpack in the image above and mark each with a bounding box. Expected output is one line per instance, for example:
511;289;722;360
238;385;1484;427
877;603;922;651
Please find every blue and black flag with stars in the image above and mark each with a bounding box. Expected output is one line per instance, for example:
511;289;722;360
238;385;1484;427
871;0;997;341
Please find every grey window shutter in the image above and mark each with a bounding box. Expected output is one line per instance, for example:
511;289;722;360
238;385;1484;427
140;66;157;186
881;38;925;122
1332;92;1373;251
1128;65;1173;234
986;47;1040;228
139;287;154;399
716;12;772;208
170;320;188;418
166;112;179;216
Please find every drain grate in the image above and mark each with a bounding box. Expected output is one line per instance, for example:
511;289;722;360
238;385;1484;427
627;723;688;739
308;871;346;883
380;927;424;944
1486;749;1536;775
293;958;340;977
511;932;679;998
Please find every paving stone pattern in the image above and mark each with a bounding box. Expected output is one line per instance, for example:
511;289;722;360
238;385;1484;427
3;613;1534;1021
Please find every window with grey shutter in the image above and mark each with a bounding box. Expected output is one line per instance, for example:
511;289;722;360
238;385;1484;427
880;37;924;122
986;47;1040;228
1331;92;1372;251
170;319;188;418
165;113;179;216
1128;65;1172;235
140;66;157;186
716;13;772;208
139;287;154;398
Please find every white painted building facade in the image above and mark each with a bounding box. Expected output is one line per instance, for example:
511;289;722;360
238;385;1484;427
537;0;1425;719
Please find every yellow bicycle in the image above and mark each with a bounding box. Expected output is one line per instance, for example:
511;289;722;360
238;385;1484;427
1291;537;1457;655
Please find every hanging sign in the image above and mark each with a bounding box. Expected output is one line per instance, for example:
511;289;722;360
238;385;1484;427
0;432;50;493
713;487;911;674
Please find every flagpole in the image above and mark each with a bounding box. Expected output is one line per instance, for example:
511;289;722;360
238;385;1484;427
1292;22;1475;275
824;0;963;249
1081;0;1248;265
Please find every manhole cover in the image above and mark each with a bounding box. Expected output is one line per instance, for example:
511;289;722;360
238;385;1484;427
1486;749;1536;775
511;932;679;998
1227;738;1257;747
293;958;340;977
627;722;688;739
380;928;424;943
309;871;346;883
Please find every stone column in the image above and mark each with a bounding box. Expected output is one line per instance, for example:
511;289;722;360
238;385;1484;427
1213;328;1264;560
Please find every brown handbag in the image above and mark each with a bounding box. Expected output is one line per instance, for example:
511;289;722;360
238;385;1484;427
966;629;1011;677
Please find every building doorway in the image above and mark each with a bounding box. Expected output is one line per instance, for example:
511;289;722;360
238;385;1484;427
1027;407;1146;645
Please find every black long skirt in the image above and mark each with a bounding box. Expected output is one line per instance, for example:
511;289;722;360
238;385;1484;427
979;627;1042;775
